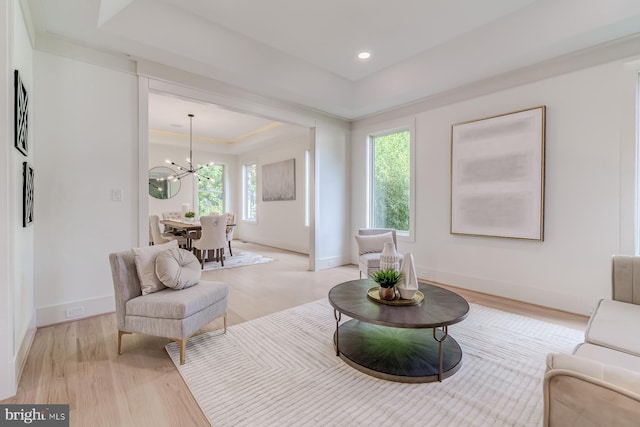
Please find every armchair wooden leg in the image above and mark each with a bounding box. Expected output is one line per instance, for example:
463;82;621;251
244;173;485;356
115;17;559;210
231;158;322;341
223;313;227;333
220;248;225;266
177;338;187;365
117;331;131;355
228;240;233;256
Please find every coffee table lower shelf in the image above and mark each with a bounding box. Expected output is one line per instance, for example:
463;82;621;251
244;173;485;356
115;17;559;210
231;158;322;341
334;320;463;383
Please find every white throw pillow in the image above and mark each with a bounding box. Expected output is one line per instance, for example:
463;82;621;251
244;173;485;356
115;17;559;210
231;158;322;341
132;240;178;295
354;232;394;255
155;248;201;290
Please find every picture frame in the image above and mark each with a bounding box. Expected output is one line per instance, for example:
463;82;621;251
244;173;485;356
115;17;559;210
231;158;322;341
23;162;34;227
450;106;546;240
262;158;296;201
14;70;28;156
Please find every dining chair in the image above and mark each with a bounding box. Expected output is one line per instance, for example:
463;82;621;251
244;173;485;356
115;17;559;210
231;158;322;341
162;211;183;221
161;210;186;236
225;212;236;256
192;214;227;268
149;215;187;247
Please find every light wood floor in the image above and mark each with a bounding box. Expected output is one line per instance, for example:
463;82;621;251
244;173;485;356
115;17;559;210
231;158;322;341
2;241;588;426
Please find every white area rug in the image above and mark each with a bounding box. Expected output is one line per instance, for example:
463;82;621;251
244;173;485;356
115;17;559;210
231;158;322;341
202;249;273;271
166;299;583;427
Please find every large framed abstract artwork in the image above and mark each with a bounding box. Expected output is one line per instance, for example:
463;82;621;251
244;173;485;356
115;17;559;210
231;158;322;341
262;158;296;201
14;70;28;156
450;106;546;240
23;162;34;227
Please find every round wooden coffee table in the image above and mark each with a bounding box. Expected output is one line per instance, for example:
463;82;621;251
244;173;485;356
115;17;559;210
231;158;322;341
328;279;469;383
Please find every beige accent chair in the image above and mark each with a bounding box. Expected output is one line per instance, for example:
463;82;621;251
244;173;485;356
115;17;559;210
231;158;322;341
109;248;229;365
355;228;401;278
225;212;236;256
544;255;640;426
149;215;187;247
192;214;227;268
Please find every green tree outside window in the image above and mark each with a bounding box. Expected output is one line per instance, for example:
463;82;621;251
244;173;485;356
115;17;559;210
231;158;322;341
198;164;224;217
371;130;410;232
244;163;257;220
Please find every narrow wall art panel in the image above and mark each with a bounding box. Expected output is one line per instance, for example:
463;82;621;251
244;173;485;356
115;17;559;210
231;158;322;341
23;162;34;227
262;158;296;201
450;106;546;240
14;70;28;156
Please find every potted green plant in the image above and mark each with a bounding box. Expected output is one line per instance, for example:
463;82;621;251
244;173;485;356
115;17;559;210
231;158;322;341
184;211;195;222
371;269;403;301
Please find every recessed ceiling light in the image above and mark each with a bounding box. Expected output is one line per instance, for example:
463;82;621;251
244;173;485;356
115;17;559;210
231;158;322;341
358;51;371;60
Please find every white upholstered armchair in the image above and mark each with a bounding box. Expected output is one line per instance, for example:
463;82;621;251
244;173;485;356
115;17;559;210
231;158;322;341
354;228;401;278
109;241;229;364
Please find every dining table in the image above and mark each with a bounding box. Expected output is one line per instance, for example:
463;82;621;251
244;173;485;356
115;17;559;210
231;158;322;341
160;219;236;249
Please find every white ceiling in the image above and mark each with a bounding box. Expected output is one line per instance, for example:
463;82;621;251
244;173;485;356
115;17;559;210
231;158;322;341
26;0;640;121
147;92;307;154
161;0;537;82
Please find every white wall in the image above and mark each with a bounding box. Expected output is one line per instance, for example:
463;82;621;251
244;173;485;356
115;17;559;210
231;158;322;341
352;59;639;315
1;0;36;400
0;0;15;401
315;121;351;268
11;0;36;392
33;51;138;326
236;136;310;254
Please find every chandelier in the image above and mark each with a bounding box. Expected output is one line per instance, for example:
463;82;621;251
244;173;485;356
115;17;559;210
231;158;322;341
165;114;214;182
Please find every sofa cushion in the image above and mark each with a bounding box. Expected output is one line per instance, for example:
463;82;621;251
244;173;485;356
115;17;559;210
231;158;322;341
126;280;229;320
132;240;178;295
155;248;201;290
546;352;640;396
574;343;640;373
354;232;393;255
586;299;640;356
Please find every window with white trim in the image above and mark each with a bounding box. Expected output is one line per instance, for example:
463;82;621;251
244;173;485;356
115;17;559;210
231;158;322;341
369;129;411;233
243;162;257;221
197;164;225;217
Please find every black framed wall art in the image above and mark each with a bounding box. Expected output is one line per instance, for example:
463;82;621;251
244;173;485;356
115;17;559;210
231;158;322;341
14;69;28;156
23;162;34;227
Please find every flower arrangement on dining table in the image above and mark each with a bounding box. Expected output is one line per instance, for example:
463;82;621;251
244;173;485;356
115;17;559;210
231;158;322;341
184;211;196;223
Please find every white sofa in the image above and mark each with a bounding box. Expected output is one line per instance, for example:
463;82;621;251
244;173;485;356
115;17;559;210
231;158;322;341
544;255;640;426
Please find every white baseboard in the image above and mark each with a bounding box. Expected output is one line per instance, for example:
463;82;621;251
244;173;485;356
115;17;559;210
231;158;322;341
0;314;36;400
36;295;115;327
15;320;36;389
415;265;592;316
315;255;350;270
0;358;16;400
238;237;309;256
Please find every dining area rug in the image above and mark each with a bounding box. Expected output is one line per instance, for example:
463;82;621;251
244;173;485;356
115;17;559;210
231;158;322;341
166;299;584;427
202;249;273;271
